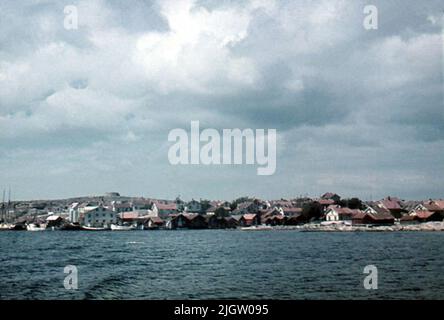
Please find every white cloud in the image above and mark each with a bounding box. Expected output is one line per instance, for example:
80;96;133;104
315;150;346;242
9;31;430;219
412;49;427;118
133;0;259;94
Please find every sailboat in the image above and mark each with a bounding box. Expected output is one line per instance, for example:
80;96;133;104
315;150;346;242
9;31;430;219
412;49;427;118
0;189;14;231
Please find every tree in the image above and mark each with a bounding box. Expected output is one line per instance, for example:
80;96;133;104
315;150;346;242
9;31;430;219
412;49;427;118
200;200;211;213
338;198;363;210
302;202;323;220
215;207;229;217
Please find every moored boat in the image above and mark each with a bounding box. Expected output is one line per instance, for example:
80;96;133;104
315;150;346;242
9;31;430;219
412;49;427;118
110;224;137;231
81;225;109;231
0;223;15;231
240;225;273;231
60;223;82;231
26;223;47;231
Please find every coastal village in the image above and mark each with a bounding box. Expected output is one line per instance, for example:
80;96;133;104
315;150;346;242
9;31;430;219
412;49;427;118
1;192;444;232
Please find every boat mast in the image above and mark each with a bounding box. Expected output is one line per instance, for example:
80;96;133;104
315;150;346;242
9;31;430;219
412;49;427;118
1;189;5;222
7;186;11;223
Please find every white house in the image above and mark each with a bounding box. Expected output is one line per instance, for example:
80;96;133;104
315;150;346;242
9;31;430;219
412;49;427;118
325;206;356;222
68;202;80;223
152;202;178;217
81;205;118;228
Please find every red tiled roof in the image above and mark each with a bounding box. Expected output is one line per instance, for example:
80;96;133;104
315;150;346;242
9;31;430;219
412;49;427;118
120;212;139;219
380;199;401;210
148;216;164;224
352;211;367;219
318;199;335;205
369;212;395;221
322;192;339;199
400;215;417;221
155;203;177;210
431;200;444;210
412;211;434;219
243;213;257;220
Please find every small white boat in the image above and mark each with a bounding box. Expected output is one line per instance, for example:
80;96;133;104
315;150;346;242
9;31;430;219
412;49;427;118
240;225;273;231
0;223;15;231
110;224;136;231
81;225;108;231
26;223;47;231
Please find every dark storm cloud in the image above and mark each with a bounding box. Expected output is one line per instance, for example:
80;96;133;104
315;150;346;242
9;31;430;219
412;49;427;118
0;0;442;200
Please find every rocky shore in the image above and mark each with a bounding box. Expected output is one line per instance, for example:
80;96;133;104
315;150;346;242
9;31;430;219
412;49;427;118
271;221;444;232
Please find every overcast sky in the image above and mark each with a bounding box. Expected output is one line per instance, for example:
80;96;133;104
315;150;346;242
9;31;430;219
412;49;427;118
0;0;443;201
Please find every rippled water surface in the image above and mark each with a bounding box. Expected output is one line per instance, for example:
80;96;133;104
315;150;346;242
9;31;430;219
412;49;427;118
0;230;443;299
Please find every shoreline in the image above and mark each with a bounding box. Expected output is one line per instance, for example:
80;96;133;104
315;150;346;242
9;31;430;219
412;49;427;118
268;221;444;232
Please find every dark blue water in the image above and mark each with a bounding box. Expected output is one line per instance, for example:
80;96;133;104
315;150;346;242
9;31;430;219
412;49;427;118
0;230;443;299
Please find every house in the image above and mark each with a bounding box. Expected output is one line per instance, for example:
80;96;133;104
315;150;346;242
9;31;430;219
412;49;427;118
409;210;442;222
378;197;404;218
152;201;178;216
352;211;395;225
187;214;208;228
119;212;141;225
169;214;188;228
401;200;422;213
46;215;64;228
68;202;80;223
285;214;306;225
321;192;341;203
260;208;283;221
111;201;133;213
131;199;152;211
78;202;102;214
186;199;202;213
400;215;419;224
316;199;336;211
264;215;286;226
80;205;118;228
415;200;444;218
169;213;208;229
205;205;218;215
364;203;392;216
206;215;236;229
145;216;164;229
324;205;358;222
224;216;239;228
205;202;231;215
282;207;303;216
232;201;262;215
239;213;259;227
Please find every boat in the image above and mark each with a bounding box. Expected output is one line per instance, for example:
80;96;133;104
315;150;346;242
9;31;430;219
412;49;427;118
81;225;109;231
11;223;27;231
110;224;137;231
240;225;273;231
26;223;47;231
60;223;82;231
0;223;14;231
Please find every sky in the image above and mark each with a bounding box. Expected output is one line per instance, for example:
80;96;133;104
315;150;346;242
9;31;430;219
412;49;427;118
0;0;443;201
